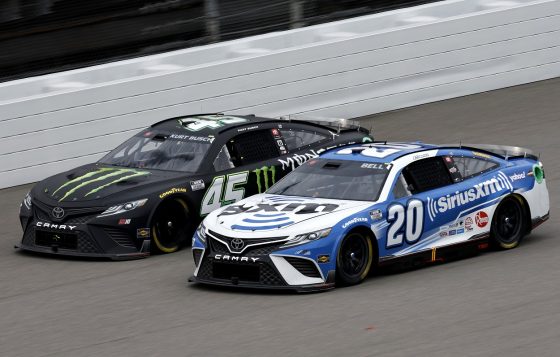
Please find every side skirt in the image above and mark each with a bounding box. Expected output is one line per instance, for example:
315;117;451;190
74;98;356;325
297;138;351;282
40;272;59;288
378;234;490;270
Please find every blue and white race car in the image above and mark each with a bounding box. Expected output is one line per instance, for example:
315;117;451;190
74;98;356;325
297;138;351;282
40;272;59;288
190;143;549;291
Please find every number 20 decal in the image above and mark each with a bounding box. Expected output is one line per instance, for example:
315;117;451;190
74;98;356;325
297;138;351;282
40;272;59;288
386;199;424;248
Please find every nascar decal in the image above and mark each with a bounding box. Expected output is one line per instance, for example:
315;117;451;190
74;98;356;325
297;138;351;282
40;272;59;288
51;168;150;202
253;166;276;193
178;115;247;132
426;172;512;221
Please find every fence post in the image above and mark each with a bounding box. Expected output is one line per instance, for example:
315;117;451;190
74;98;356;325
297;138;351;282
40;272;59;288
290;0;304;29
204;0;221;42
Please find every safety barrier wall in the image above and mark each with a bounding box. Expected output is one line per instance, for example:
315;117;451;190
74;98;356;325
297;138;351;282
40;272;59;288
1;0;559;189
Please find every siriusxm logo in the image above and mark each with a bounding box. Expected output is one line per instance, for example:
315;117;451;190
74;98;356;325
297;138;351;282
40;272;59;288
427;172;512;221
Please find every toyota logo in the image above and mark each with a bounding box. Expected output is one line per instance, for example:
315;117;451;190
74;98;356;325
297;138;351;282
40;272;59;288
230;238;245;251
52;207;65;219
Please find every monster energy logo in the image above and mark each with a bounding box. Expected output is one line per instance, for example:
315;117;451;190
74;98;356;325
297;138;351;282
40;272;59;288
52;168;150;202
253;166;276;193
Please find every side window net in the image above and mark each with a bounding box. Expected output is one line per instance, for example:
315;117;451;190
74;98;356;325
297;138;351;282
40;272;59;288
228;130;279;166
279;129;327;151
403;157;452;193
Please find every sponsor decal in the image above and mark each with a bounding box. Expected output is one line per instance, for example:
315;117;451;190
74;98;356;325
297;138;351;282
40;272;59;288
253;166;276;194
51;168;150;202
118;219;131;225
475;211;489;228
342;217;368;229
472;151;492;159
369;209;383;220
214;254;260;262
509;172;526;182
230;238;245;251
362;137;373;143
427;173;511;221
137;228;150;238
465;217;473;229
159;187;187;199
36;222;77;231
412;152;430;161
360;163;387;170
457;228;465;234
276;139;284;147
295;249;311;256
317;255;330;263
439;231;448;237
449;230;457;236
190;180;205;191
178;115;247;131
220;202;339;216
271;128;280;137
278;150;319;171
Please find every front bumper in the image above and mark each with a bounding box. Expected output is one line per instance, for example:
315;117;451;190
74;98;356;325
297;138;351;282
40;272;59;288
18;203;150;260
189;233;336;292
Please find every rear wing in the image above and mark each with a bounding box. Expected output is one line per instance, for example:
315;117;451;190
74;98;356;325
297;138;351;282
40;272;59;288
442;144;539;161
278;114;370;135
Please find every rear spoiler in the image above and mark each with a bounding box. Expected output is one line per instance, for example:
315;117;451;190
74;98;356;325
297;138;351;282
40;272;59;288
441;144;539;161
278;114;370;135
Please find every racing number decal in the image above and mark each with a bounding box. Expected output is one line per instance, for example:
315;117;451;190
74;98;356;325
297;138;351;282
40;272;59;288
200;172;249;216
337;143;421;158
386;199;424;248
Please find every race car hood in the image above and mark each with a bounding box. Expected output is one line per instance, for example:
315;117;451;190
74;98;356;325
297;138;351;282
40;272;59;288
207;194;373;237
34;163;183;203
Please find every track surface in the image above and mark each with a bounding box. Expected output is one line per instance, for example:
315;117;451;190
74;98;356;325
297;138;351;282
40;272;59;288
1;78;559;357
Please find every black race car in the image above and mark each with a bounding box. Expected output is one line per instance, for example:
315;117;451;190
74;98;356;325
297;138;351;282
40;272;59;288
17;114;371;259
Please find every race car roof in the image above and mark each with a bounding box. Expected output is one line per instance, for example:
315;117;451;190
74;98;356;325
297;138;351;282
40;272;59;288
320;142;440;163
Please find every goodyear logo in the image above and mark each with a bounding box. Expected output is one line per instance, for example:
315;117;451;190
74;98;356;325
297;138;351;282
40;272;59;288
159;188;187;199
253;166;276;194
52;168;150;202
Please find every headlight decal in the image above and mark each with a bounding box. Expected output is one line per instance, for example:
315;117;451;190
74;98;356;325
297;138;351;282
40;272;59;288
282;228;332;248
98;199;148;217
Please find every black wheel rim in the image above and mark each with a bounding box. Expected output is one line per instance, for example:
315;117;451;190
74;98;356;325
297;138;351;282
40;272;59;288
496;199;522;243
154;200;188;250
340;234;368;278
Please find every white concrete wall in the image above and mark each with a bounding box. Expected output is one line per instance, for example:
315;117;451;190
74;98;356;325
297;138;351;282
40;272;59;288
1;0;559;189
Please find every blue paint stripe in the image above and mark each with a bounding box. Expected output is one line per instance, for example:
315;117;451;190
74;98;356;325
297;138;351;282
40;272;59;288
231;221;294;231
243;217;291;223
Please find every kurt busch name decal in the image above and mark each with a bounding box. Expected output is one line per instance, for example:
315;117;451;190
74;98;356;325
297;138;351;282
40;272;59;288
427;172;512;221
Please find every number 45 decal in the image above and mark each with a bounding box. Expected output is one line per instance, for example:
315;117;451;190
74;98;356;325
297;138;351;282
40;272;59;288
386;199;424;248
200;172;249;216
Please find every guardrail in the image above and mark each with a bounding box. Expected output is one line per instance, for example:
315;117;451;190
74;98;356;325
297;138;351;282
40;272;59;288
1;0;559;189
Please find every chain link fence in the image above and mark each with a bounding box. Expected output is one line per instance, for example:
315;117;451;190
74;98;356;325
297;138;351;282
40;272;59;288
0;0;440;82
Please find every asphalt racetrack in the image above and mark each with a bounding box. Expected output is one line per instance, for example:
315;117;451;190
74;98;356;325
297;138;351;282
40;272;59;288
1;78;559;357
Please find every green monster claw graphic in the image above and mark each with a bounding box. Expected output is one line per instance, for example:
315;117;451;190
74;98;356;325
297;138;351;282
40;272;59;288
253;166;276;194
52;168;150;201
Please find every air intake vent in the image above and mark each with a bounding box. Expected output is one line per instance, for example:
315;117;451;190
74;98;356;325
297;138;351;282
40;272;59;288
104;228;135;248
284;257;322;278
193;249;203;267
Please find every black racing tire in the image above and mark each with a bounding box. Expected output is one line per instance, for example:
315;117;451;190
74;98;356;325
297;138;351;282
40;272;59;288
150;198;191;254
490;195;527;250
336;232;374;286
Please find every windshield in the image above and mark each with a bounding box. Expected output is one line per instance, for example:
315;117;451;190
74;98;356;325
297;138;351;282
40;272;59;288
99;131;213;172
267;159;391;201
